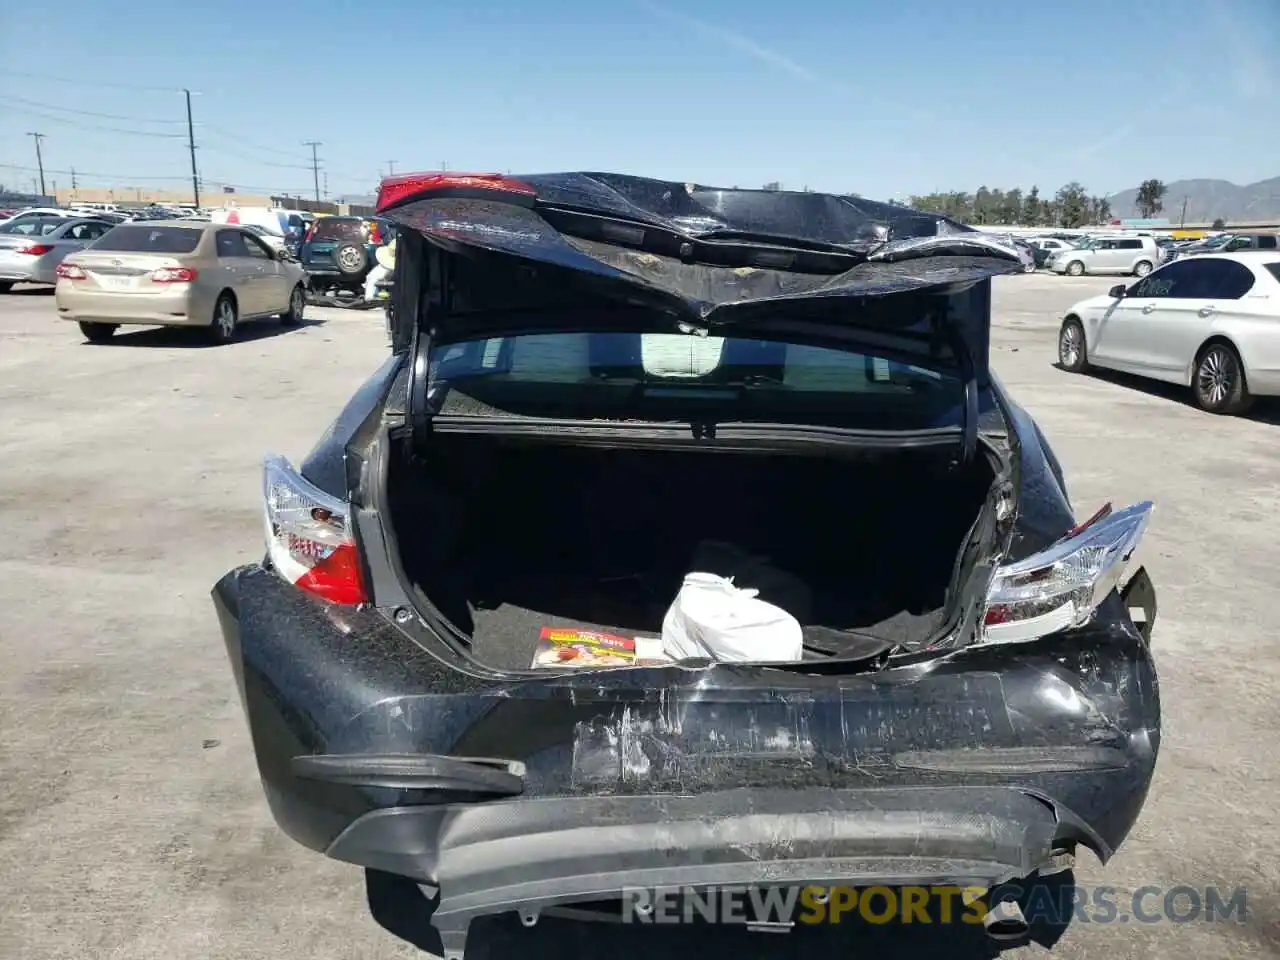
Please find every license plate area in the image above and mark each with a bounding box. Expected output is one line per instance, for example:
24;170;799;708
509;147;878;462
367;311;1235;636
95;274;138;291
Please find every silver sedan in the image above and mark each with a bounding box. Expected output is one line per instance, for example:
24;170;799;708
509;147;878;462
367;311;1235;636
0;217;116;291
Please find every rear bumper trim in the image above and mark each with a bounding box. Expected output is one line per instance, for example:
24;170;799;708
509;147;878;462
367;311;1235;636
329;787;1061;959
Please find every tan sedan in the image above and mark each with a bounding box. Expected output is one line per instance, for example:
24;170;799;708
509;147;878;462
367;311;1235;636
55;221;309;344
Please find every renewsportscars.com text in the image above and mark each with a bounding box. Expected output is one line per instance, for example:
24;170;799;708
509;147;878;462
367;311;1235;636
622;884;1247;926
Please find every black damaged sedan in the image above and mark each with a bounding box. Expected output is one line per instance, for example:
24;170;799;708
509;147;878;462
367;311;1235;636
212;172;1159;958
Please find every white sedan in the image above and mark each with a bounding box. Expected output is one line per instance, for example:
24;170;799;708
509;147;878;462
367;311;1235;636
1057;252;1280;415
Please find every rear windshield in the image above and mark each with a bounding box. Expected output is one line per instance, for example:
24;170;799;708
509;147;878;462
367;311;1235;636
428;332;966;430
309;218;366;242
93;225;203;254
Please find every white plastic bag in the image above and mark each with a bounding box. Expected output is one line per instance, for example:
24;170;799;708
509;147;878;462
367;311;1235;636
661;572;804;663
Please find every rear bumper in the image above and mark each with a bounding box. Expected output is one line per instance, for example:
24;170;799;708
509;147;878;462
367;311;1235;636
213;565;1160;956
55;283;211;326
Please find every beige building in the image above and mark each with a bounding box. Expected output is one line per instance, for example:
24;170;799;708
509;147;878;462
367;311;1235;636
49;186;373;216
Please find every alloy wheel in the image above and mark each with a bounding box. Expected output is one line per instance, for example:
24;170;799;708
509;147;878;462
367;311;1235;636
1059;324;1082;369
1196;347;1236;409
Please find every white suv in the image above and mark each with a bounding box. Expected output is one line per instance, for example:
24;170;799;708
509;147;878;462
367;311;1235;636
1048;236;1163;278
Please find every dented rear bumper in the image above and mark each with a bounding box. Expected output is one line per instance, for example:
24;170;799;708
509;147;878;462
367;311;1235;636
213;564;1160;957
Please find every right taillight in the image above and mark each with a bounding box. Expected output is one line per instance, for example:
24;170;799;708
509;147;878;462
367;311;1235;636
151;267;198;283
981;501;1153;645
56;263;87;280
262;455;367;605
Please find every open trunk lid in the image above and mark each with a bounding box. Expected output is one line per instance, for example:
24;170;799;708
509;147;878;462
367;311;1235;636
376;172;1027;364
375;173;1028;461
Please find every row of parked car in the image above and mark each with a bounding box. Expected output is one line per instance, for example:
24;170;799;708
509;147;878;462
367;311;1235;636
1019;230;1279;279
0;202;397;304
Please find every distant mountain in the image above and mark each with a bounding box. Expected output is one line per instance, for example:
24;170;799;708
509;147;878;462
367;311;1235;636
1108;177;1280;223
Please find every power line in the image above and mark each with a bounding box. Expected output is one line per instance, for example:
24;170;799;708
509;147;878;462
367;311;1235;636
199;139;312;170
304;141;322;202
0;95;188;124
0;68;184;93
0;101;187;138
200;125;313;162
0;162;188;182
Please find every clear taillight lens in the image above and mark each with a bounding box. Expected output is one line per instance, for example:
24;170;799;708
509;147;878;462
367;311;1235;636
57;263;87;279
151;267;197;283
981;501;1152;645
262;455;367;605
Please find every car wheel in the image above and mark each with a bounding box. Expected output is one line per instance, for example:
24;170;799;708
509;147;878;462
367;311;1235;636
1058;318;1089;373
208;294;238;345
78;321;118;343
1193;342;1253;415
0;281;13;294
1023;259;1036;274
1133;260;1153;277
332;241;368;276
280;284;305;325
1065;260;1085;277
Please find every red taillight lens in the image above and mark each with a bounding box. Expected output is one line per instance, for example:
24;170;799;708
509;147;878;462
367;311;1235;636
376;171;536;213
56;263;87;280
151;267;198;283
263;455;367;605
19;244;55;256
368;222;382;244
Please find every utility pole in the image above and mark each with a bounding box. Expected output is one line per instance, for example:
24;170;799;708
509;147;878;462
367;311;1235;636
323;171;329;199
386;160;396;177
27;132;47;195
304;141;322;202
70;167;78;189
1179;195;1188;227
183;89;200;209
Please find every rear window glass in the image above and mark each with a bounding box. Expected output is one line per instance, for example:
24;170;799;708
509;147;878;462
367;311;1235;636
309;218;366;242
93;225;203;254
428;332;966;430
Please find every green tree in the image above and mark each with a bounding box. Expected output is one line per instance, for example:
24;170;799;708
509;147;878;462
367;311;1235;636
1211;217;1226;230
1055;182;1090;228
1000;188;1023;225
1023;186;1041;227
1135;179;1167;219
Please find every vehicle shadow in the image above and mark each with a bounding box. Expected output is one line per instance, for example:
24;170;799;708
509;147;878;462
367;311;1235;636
367;871;1077;959
83;317;326;348
1054;364;1280;426
4;285;55;296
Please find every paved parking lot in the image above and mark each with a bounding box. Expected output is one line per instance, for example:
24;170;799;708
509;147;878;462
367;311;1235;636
1;275;1277;959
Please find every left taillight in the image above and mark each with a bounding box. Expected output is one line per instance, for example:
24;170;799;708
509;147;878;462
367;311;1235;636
980;500;1153;645
19;244;55;256
262;455;367;605
56;263;87;279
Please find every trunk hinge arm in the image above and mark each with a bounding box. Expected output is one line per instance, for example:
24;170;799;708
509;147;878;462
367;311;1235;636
406;242;449;457
408;325;433;454
937;308;978;465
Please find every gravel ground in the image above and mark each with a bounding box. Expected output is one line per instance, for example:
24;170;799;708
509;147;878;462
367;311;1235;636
0;275;1277;959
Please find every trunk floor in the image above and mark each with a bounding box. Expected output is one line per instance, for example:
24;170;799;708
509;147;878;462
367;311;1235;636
469;597;942;671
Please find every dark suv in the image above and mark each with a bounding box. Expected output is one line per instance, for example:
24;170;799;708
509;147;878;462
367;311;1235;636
298;215;393;299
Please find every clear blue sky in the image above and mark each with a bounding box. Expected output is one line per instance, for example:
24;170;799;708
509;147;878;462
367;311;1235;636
1;0;1277;201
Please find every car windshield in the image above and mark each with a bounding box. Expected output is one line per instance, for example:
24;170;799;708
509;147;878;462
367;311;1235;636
309;218;366;242
427;331;966;431
91;225;203;253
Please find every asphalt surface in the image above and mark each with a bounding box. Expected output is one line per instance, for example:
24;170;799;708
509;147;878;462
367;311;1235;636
1;276;1277;959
